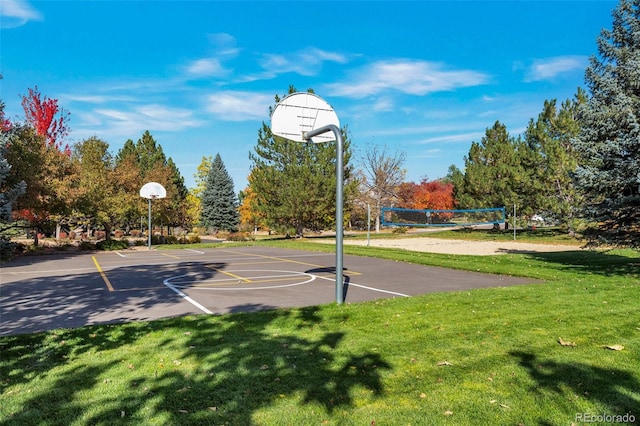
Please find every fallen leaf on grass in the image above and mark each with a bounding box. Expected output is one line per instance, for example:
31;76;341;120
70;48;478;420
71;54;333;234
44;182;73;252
604;344;624;351
437;361;453;366
444;410;453;416
419;392;427;398
558;337;576;347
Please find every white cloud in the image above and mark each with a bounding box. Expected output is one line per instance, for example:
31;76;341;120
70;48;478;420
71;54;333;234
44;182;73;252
185;33;239;78
60;94;137;104
186;58;230;78
325;59;489;98
0;0;41;29
205;91;272;121
259;47;349;76
76;104;204;139
524;56;587;82
373;97;394;112
207;32;240;58
418;131;484;145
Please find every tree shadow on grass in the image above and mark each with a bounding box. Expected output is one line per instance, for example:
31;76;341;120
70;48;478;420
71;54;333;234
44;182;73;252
497;249;640;277
1;307;392;425
510;351;640;419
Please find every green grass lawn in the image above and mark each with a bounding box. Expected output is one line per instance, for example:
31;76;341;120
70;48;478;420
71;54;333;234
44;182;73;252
1;240;639;425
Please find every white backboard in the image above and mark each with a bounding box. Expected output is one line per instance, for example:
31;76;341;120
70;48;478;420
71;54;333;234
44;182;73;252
140;182;167;199
270;92;340;143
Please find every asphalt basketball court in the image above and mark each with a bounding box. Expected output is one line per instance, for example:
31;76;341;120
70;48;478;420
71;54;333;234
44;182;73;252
0;246;536;336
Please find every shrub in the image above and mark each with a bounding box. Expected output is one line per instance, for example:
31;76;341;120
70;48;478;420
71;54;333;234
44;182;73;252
165;235;178;244
215;230;230;240
0;238;23;261
187;234;201;244
78;241;96;251
227;232;255;242
96;239;128;251
391;226;408;234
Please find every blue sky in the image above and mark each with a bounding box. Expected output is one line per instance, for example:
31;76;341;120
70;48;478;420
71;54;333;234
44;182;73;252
1;0;617;191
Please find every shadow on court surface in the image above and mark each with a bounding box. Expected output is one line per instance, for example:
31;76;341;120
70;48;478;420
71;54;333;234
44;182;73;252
0;247;538;336
1;261;231;336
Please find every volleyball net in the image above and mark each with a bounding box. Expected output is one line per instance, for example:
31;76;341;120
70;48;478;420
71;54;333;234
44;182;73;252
381;207;505;227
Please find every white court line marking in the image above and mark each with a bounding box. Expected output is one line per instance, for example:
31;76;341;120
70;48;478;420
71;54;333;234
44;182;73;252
186;248;205;254
170;272;305;286
114;251;126;257
162;278;213;314
165;270;317;291
314;275;410;297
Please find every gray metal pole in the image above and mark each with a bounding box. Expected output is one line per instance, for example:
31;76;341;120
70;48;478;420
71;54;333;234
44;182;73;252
148;199;152;250
304;124;344;304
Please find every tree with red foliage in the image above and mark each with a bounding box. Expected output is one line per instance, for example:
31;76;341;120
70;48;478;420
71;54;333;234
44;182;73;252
21;86;71;154
398;178;455;210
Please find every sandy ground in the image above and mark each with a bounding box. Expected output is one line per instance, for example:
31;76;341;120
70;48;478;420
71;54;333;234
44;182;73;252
314;236;585;256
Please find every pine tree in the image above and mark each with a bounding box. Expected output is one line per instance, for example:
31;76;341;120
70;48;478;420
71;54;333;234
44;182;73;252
524;92;586;232
572;0;640;247
456;121;529;226
200;153;239;232
0;100;26;224
248;88;355;236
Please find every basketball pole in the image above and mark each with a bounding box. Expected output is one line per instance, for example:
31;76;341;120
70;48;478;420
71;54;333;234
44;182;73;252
148;198;152;250
304;124;344;305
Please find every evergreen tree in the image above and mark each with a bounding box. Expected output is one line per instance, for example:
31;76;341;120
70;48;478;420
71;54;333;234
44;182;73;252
572;0;640;248
0;100;26;224
136;130;167;175
115;139;137;166
200;153;239;232
248;87;356;236
113;131;188;232
524;93;586;232
455;121;529;226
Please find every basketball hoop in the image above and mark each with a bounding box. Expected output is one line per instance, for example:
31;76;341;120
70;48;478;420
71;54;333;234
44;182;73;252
140;182;167;249
271;92;345;304
270;92;340;143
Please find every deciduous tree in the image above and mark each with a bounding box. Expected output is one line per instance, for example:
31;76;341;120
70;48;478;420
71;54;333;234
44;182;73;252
72;137;116;239
357;146;406;232
6;125;74;245
21;86;71;154
398;179;455;211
